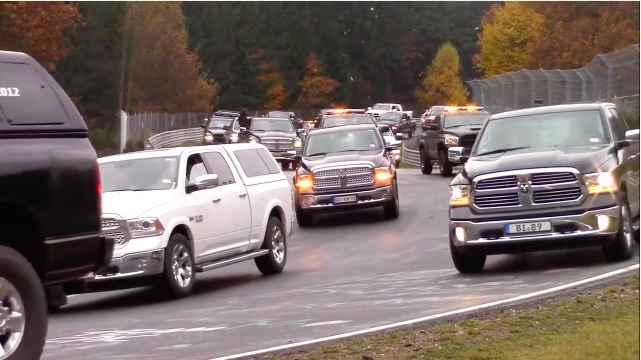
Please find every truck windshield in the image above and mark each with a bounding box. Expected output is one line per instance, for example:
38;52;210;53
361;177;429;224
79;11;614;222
267;111;290;119
443;113;489;128
305;128;383;156
208;117;232;129
379;113;401;122
473;110;610;156
372;104;392;110
99;156;180;192
323;115;373;128
250;118;294;132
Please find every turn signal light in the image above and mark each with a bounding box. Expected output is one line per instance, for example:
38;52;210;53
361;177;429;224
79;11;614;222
295;175;313;189
374;167;393;181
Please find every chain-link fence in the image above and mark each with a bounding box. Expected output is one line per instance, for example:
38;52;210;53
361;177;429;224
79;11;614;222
468;44;640;125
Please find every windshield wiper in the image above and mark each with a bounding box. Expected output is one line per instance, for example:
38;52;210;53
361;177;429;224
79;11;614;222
306;152;327;157
476;146;530;156
105;188;144;192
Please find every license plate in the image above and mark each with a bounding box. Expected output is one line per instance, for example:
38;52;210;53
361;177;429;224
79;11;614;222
333;195;357;204
504;221;551;234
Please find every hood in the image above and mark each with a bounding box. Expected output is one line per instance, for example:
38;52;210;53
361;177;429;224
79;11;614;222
461;145;613;181
383;135;401;145
251;130;297;139
206;128;227;135
443;125;483;136
301;150;388;170
102;190;177;220
378;120;400;127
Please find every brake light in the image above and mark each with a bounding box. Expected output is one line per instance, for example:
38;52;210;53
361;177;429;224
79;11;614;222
94;161;102;215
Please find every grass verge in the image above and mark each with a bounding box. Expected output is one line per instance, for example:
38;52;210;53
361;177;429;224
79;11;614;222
268;276;639;360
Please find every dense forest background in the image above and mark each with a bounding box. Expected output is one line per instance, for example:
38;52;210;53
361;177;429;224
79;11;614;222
0;1;638;135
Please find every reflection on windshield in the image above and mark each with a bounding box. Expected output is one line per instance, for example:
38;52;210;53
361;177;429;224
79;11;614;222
372;104;391;110
100;156;179;192
304;129;382;156
323;116;372;127
379;113;400;122
473;110;609;156
251;119;294;132
444;113;489;128
208;118;232;129
268;111;290;118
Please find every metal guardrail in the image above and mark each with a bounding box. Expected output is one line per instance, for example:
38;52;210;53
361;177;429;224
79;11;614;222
145;128;202;149
401;142;420;168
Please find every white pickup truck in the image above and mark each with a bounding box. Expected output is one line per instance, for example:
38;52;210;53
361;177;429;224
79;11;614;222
76;143;294;299
366;103;413;120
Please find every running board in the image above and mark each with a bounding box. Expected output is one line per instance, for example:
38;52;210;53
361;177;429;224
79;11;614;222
195;249;269;273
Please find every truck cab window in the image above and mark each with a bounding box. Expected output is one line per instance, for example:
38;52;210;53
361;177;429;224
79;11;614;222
186;154;208;184
201;152;235;185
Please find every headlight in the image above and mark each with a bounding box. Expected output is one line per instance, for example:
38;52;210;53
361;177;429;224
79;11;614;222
449;185;470;207
374;167;394;182
230;133;238;142
444;135;459;146
294;137;302;148
584;172;617;195
204;133;213;142
295;174;313;190
249;136;261;144
127;217;164;238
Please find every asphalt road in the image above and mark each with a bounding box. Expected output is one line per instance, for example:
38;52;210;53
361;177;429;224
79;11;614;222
43;168;639;360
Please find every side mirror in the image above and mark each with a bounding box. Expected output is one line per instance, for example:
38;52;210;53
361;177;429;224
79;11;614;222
297;129;305;135
239;126;247;132
625;129;640;141
201;118;208;129
186;174;219;193
223;125;230;131
367;107;371;110
385;146;393;152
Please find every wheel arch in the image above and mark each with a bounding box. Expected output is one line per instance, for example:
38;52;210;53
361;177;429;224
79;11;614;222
0;201;46;278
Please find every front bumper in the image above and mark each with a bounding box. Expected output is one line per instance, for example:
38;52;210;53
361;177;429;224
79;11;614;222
391;149;401;164
450;205;620;254
297;185;393;212
447;146;470;165
95;236;116;273
270;150;300;161
89;249;165;282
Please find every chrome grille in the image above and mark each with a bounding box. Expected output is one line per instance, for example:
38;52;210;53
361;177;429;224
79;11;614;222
473;193;520;208
531;172;577;185
533;188;582;204
261;137;294;150
101;217;130;248
312;165;374;189
475;175;517;190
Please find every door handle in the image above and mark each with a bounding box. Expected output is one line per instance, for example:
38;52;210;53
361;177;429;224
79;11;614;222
239;193;247;198
212;198;221;203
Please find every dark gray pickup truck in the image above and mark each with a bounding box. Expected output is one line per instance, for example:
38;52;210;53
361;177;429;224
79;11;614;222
448;103;640;273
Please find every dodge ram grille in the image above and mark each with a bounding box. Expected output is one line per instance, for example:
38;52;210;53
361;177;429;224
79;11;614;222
261;137;294;151
101;217;131;248
313;166;374;189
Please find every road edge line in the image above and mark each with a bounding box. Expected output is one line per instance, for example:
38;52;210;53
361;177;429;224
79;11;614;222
209;263;639;360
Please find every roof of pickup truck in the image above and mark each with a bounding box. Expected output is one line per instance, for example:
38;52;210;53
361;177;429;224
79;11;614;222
492;102;615;120
98;143;267;162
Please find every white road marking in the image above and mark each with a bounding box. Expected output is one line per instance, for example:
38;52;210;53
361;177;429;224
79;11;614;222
208;263;639;360
302;320;351;327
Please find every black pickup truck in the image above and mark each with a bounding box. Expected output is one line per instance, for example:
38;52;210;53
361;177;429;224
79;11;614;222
418;106;490;176
448;103;640;273
293;124;399;226
0;50;114;359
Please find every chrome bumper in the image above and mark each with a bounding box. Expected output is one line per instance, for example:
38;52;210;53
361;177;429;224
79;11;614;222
271;150;299;161
299;186;393;209
89;249;165;281
447;146;469;164
450;205;620;247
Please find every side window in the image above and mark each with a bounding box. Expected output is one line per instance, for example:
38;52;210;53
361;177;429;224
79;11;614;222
607;108;627;140
233;149;272;177
256;147;282;174
233;118;240;130
201;151;236;185
186;154;208;184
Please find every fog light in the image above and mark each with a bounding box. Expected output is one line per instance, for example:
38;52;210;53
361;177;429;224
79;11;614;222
596;214;610;230
455;227;466;242
301;196;314;208
137;259;148;271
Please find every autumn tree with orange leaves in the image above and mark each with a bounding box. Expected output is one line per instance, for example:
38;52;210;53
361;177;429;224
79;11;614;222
297;54;340;109
125;2;218;113
252;49;288;109
0;1;82;70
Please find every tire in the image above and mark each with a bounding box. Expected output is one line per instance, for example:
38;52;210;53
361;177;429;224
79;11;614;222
0;245;48;360
383;179;400;220
449;236;486;274
602;196;634;262
296;206;314;227
255;217;287;275
438;150;453;177
419;149;433;175
281;161;290;170
156;233;195;299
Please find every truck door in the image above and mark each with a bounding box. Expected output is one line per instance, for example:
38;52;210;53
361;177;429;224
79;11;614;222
607;107;640;217
426;115;443;159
